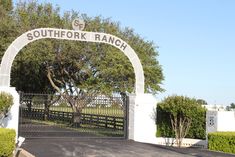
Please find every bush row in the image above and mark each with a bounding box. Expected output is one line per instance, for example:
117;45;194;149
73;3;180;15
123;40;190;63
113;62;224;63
0;128;16;157
208;132;235;154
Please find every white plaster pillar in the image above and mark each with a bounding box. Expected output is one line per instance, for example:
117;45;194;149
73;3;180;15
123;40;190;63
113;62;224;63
0;87;19;140
133;94;157;143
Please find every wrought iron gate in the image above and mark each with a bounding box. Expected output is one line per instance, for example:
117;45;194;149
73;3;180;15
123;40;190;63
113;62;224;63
19;92;128;139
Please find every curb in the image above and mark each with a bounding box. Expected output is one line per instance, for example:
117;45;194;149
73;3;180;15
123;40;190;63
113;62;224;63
15;148;35;157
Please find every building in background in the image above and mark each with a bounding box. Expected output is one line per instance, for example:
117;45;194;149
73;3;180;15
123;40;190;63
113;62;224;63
203;105;226;111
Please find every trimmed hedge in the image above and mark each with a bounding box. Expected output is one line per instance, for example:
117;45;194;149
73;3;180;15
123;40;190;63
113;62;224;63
0;128;16;157
208;132;235;154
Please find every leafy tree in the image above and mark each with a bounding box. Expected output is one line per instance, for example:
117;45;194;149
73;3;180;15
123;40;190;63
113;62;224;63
44;14;164;125
230;103;235;109
196;99;207;105
1;1;164;125
9;1;164;94
11;1;62;93
0;0;12;12
226;103;235;111
157;95;206;147
0;0;17;60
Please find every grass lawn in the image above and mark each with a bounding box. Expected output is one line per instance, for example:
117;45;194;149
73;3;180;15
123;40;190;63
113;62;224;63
39;106;125;117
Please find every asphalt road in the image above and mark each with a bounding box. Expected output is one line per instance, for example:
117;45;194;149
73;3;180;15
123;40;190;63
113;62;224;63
21;138;235;157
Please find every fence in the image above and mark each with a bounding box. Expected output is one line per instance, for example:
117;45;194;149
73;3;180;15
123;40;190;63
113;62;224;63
20;107;124;130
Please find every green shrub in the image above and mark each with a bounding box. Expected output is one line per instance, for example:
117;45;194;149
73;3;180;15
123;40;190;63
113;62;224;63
156;107;174;137
208;132;235;154
0;128;16;157
156;104;206;139
0;92;13;117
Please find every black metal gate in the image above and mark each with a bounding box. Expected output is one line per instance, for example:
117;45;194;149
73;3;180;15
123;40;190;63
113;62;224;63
19;92;128;139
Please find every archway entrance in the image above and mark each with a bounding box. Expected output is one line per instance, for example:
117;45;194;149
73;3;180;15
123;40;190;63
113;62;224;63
0;28;145;139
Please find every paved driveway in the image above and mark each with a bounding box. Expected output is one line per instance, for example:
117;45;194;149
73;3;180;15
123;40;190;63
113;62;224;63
21;138;235;157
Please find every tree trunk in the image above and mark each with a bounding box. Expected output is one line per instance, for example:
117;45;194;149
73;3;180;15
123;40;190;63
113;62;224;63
73;111;82;127
26;101;32;118
44;102;50;121
27;102;32;112
178;139;182;147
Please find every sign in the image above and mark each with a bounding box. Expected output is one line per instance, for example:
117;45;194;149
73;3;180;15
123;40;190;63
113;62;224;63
25;29;127;51
209;116;215;126
72;18;85;31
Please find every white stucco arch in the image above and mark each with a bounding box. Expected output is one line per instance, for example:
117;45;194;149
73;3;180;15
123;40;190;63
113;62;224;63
0;28;159;144
0;28;144;94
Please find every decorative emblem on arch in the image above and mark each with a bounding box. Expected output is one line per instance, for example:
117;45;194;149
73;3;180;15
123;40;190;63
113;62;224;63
0;28;145;94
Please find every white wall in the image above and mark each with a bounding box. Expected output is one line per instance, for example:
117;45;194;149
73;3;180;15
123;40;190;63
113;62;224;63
217;111;235;131
206;111;235;133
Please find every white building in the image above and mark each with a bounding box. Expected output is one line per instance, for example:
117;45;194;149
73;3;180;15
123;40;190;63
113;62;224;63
203;104;226;111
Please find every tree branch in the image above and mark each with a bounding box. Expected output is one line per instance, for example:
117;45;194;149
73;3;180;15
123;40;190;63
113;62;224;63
47;66;61;94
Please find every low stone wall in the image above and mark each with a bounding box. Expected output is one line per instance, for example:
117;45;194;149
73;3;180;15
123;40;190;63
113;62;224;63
146;137;207;148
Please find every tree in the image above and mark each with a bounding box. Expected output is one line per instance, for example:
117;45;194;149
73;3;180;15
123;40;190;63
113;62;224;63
157;95;206;147
0;0;17;60
44;15;164;125
1;1;164;126
196;99;207;105
10;1;62;93
230;103;235;109
0;0;12;12
9;1;164;94
226;103;235;111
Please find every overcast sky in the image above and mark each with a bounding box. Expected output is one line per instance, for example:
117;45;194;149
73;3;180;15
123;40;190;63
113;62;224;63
13;0;235;105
